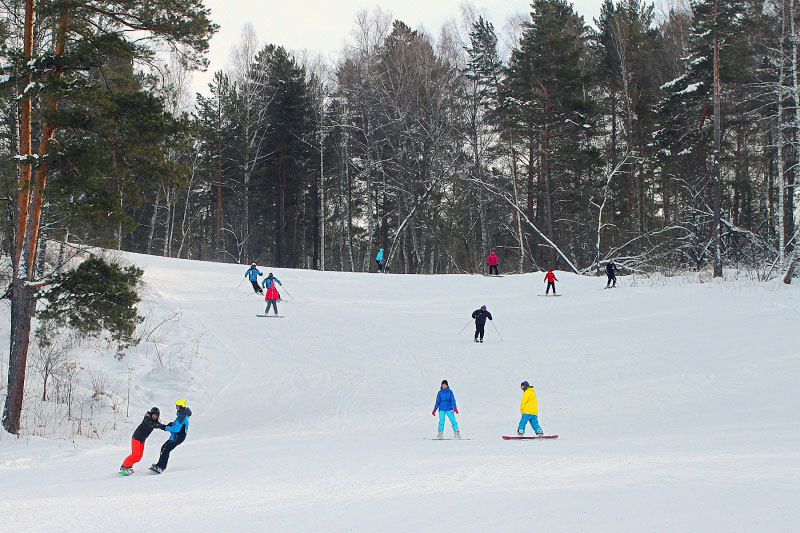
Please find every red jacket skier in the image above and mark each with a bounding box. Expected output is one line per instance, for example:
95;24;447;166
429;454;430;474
487;250;499;276
544;269;558;295
263;273;281;315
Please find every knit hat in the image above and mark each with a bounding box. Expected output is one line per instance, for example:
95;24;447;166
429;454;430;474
481;305;486;309
441;380;449;387
520;381;529;387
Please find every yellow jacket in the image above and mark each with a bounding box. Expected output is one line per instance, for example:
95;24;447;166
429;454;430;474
520;387;538;415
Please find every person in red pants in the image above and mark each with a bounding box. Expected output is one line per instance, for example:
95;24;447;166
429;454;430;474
120;407;165;475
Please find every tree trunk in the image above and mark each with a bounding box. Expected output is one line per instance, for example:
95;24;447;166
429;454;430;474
510;147;524;272
711;4;723;278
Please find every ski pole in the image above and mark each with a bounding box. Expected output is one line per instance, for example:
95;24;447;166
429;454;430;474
457;319;472;335
236;277;245;290
279;285;294;300
490;320;504;342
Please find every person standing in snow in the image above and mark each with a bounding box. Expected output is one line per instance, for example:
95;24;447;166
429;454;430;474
544;268;558;295
518;381;543;436
471;305;492;343
150;399;191;474
605;259;619;288
262;273;282;315
487;250;499;276
244;263;263;294
119;407;165;474
432;380;460;439
376;248;384;272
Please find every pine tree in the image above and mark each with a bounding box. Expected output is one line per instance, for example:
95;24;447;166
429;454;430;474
506;0;598;266
3;0;216;434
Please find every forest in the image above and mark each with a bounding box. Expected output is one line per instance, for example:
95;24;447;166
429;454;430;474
2;0;799;281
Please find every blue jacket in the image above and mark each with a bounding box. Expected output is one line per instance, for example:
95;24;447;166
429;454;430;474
164;407;191;442
262;277;281;289
245;267;262;281
376;248;384;261
434;388;457;412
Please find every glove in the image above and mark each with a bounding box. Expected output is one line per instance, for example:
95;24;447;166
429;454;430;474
159;423;166;430
431;410;436;416
453;408;459;414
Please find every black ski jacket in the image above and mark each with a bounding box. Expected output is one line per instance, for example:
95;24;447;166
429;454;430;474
132;414;165;442
606;263;618;277
472;309;492;326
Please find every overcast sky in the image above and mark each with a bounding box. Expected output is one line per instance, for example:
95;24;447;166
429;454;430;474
191;1;609;96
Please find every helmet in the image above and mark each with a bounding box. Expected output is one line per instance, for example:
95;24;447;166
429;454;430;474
268;273;273;277
520;381;529;387
251;263;256;267
175;398;187;408
149;407;160;416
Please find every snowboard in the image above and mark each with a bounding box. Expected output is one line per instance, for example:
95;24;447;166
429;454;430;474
482;274;505;278
256;314;285;318
424;437;473;440
118;470;132;476
501;435;559;440
538;294;562;297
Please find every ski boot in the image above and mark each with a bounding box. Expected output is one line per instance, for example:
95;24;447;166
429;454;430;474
149;464;163;474
479;338;483;343
454;430;461;440
517;429;525;436
535;430;544;436
436;430;444;439
474;338;479;343
119;466;133;476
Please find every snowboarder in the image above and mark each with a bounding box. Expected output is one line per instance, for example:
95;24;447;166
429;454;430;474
605;259;619;288
150;399;191;474
544;268;558;295
518;381;543;436
471;305;492;343
119;407;165;475
487;250;499;276
432;380;460;439
262;273;282;315
244;263;263;294
376;248;384;272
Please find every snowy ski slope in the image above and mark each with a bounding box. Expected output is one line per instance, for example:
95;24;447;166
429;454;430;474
1;252;799;531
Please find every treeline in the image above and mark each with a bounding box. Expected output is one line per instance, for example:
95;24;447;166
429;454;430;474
2;0;799;278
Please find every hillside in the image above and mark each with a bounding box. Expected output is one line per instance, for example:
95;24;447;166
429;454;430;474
1;253;798;531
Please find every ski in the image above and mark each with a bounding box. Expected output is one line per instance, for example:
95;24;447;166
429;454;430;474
538;294;562;297
501;435;558;440
118;471;132;476
256;315;285;318
423;438;472;440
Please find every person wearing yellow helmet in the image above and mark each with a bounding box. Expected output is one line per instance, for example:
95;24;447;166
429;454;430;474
149;399;191;474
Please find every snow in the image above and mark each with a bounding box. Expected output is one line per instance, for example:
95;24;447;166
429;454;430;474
1;252;799;531
676;82;702;95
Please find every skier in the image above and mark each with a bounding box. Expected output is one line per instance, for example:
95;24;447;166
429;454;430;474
544;268;558;295
431;379;460;439
150;399;191;474
471;305;492;343
376;248;384;272
605;259;619;288
119;407;165;475
244;263;263;294
518;381;543;436
487;250;499;276
263;273;282;315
